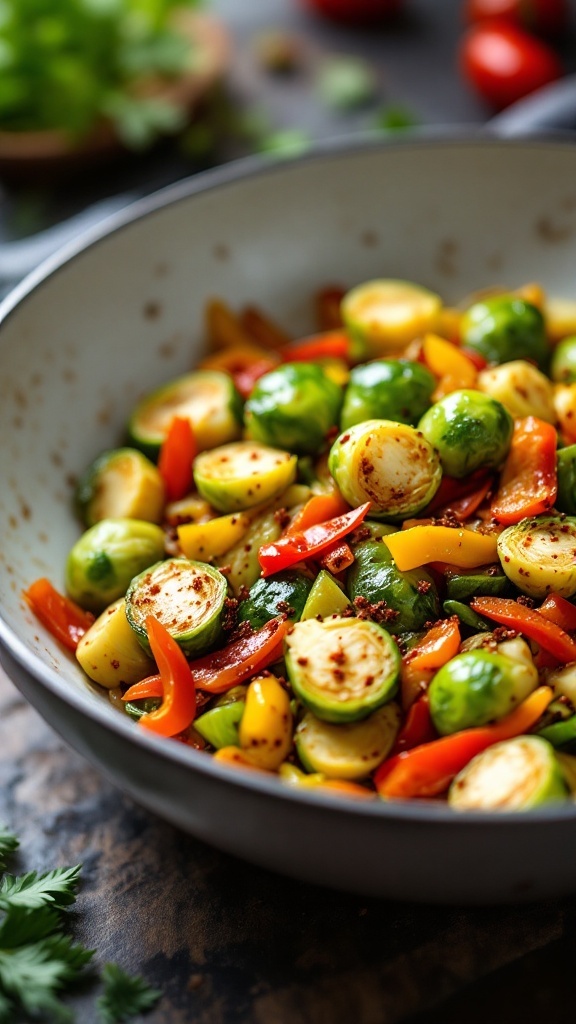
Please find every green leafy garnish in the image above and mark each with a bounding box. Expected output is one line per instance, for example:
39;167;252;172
375;104;419;132
257;128;312;158
316;56;378;110
97;964;162;1023
0;830;18;873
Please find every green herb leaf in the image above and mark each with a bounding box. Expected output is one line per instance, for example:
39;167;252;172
257;128;311;158
317;56;378;111
97;963;161;1023
0;934;93;1023
0;865;82;912
0;830;18;873
375;104;419;132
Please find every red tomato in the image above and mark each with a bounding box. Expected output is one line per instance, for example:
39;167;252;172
301;0;402;24
464;0;569;37
459;22;563;109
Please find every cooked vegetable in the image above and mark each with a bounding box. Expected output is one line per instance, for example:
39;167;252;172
428;648;538;736
422;334;477;398
448;736;568;810
193;440;297;513
23;577;95;652
157;416;196;502
551;336;576;383
238;570;313;629
258;502;370;578
339;359;435;430
65;518;165;613
244;362;343;455
554;383;576;443
329;420;441;519
341;279;442;356
497;515;576;599
556;445;576;515
540;592;576;632
490;416;557;524
194;690;247;749
125;557;227;656
471;596;576;662
189;617;291;694
547;662;576;706
138;616;197;738
477;360;556;422
444;565;510;601
418;389;513;478
238;674;293;769
75;448;165;527
300;569;352;620
346;538;440;633
177;511;251;562
383;525;498;571
460;295;550;369
285;616;400;722
295;704;401;779
442;599;491;632
538;715;576;753
128;370;243;457
76;598;155;688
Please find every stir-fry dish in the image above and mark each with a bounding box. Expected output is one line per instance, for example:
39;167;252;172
23;277;576;810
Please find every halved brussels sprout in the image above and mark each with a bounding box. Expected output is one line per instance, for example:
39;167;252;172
244;363;343;455
448;736;568;811
128;370;243;457
285;616;400;723
550;336;576;383
556;446;576;515
126;557;227;656
418;389;513;478
193;440;298;513
429;649;538;736
346;538;440;634
65;518;166;613
341;279;442;356
477;361;555;423
295;703;401;779
194;699;246;749
340;359;435;431
497;515;576;599
460;295;550;369
300;569;352;620
75;448;165;527
76;598;156;688
328;419;441;519
238;570;313;630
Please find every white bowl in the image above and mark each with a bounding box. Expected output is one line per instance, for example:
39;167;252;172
2;136;576;905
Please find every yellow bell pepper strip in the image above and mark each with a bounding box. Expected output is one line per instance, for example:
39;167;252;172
177;512;251;561
189;617;292;694
491;416;557;526
23;578;95;652
157;416;196;503
383;525;498;572
240;304;292;350
138;616;197;737
470;597;576;663
285;491;350;536
213;746;267;770
422;333;477;400
259;502;371;578
280;331;351;364
278;763;375;798
238;674;293;769
374;685;554;799
539;593;576;633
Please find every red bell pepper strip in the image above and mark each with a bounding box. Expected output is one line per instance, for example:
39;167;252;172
390;695;436;756
189;617;292;694
318;540;355;575
491;416;557;525
138;617;197;737
157;416;196;503
280;331;350;364
470;596;576;663
232;358;277;399
424;470;493;521
539;593;576;633
23;578;94;652
286;491;350;536
259;502;370;577
375;685;553;799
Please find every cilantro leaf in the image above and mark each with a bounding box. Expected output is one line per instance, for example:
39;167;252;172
0;906;62;948
0;865;82;912
0;830;18;873
0;934;93;1023
97;963;162;1023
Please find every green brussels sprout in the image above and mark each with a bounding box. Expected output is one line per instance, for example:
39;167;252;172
295;704;401;779
65;518;165;613
244;362;343;455
347;539;440;634
328;419;442;519
418;389;513;478
238;571;314;630
497;515;576;599
449;736;568;811
125;557;227;656
460;295;550;369
193;440;298;513
550;336;576;383
556;445;576;515
284;616;400;723
429;649;538;736
75;447;165;527
340;359;435;431
341;278;442;356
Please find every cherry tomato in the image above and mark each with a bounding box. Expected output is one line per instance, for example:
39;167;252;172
459;22;563;109
301;0;402;24
464;0;569;37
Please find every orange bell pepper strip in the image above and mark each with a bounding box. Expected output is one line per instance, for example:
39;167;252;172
470;597;576;663
319;780;376;800
23;578;95;652
374;685;554;799
281;330;351;364
422;333;477;399
121;674;163;703
285;491;350;536
383;525;498;572
240;305;292;350
259;502;371;577
491;416;557;525
424;470;494;522
390;695;436;756
189;617;292;694
539;593;576;633
158;416;196;503
400;617;461;710
138;616;197;737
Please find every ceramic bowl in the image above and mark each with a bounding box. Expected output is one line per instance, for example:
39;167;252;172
2;136;576;905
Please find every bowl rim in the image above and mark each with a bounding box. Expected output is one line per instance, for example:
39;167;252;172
2;129;576;828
